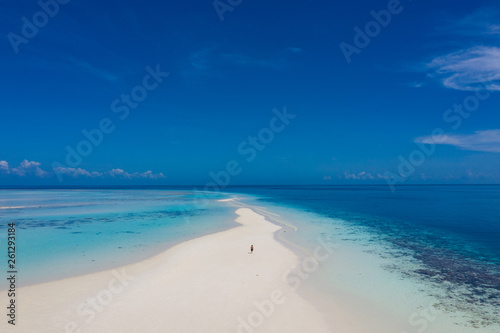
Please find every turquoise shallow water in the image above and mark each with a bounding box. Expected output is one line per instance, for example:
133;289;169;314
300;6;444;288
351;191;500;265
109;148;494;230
0;190;237;287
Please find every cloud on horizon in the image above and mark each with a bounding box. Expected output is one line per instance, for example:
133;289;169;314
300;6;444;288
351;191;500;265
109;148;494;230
53;167;104;178
342;171;375;180
0;160;165;180
6;159;49;177
107;168;165;179
0;161;9;173
415;129;500;153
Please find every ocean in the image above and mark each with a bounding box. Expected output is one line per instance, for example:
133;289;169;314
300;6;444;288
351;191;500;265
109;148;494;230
1;185;499;332
228;185;500;331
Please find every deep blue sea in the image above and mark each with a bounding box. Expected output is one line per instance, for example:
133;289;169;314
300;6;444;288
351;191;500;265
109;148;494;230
229;185;500;263
0;185;499;331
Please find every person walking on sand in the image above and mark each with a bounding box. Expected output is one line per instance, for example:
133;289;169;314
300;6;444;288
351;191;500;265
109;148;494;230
250;245;254;254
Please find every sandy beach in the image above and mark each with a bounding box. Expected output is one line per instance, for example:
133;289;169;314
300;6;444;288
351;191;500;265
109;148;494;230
1;208;338;333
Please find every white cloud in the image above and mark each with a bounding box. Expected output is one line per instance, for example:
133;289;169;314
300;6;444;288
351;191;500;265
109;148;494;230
424;6;500;91
427;46;500;91
343;171;375;180
138;170;166;179
415;129;500;153
0;161;9;173
53;167;103;178
0;159;166;180
108;168;165;179
11;159;48;177
108;168;130;178
54;167;165;179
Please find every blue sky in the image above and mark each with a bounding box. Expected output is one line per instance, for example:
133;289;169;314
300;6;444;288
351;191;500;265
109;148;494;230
1;0;500;185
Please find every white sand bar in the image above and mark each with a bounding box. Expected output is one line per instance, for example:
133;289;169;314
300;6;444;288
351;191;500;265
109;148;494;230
1;208;338;333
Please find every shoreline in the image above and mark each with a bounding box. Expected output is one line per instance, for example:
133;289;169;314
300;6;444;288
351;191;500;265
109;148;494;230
0;195;239;289
0;207;339;332
2;216;238;290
